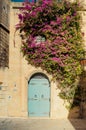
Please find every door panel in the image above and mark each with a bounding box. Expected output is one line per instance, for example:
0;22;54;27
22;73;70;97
28;78;50;117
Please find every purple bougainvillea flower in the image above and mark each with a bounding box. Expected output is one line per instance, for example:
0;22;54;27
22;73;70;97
50;21;57;26
73;12;77;16
52;57;64;67
18;14;23;21
66;16;71;22
16;0;84;104
43;0;52;5
51;57;60;62
25;5;32;10
31;11;37;16
35;7;42;12
56;17;62;25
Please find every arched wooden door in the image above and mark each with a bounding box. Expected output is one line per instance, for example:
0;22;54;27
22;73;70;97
28;73;50;117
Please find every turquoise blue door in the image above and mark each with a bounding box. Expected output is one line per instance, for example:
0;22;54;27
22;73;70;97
28;75;50;117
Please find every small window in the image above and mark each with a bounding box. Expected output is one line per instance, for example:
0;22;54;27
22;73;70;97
11;0;37;2
34;36;46;45
11;0;62;3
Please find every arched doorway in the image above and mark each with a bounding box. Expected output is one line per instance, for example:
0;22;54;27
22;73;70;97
28;73;50;117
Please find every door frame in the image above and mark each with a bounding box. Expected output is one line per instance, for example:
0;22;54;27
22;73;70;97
28;72;51;118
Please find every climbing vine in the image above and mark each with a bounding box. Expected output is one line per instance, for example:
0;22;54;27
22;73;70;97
16;0;84;106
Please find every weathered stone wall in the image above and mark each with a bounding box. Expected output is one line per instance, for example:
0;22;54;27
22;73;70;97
0;0;9;29
0;0;10;116
0;0;10;68
0;28;9;67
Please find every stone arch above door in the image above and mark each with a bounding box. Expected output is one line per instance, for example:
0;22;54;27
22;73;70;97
29;72;49;81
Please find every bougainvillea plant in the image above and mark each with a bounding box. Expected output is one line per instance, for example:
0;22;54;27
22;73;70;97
16;0;85;106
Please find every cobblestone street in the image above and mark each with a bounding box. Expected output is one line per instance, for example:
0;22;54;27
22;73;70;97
0;118;86;130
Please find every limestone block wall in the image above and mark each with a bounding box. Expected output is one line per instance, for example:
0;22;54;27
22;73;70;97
0;0;10;68
0;0;10;116
0;68;9;116
0;28;9;67
0;0;9;29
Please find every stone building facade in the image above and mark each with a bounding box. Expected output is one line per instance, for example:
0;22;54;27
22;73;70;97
0;0;9;67
0;0;86;118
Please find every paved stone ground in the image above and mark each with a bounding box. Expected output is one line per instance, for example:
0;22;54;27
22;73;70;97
0;118;86;130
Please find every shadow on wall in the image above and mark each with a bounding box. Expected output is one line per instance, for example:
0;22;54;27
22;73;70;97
68;70;86;119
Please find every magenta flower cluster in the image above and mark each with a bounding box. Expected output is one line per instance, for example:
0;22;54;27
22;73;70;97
16;0;84;104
